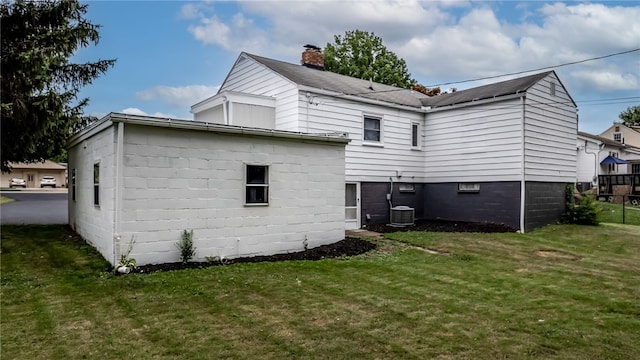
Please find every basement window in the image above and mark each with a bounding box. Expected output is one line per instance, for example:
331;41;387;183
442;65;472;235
458;183;480;193
246;165;269;205
399;183;415;193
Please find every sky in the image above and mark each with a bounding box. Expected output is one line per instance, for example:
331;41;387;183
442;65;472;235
74;0;640;135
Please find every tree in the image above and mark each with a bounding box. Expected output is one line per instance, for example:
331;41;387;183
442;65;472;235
1;0;115;172
619;105;640;127
323;30;414;88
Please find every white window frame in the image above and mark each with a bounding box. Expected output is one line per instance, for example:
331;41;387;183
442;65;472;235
399;183;415;193
363;115;383;146
93;162;100;207
458;183;480;193
245;164;269;206
411;122;421;149
613;133;622;142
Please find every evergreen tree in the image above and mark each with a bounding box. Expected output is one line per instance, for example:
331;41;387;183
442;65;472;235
1;0;115;172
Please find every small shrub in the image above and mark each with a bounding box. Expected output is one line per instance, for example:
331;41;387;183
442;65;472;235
177;229;196;263
562;195;600;225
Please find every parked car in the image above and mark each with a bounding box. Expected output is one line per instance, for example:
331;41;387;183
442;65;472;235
9;177;26;188
40;176;56;188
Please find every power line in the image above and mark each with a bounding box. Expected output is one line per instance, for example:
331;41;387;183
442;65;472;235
424;48;640;87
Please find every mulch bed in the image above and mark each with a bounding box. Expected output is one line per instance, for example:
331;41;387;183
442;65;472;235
367;219;517;234
131;237;377;274
128;219;515;275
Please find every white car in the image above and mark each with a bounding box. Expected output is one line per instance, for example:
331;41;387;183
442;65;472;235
9;177;26;188
40;176;56;188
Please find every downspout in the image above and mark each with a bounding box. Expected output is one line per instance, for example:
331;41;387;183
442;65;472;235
519;96;526;233
114;121;125;264
582;141;603;187
388;176;394;224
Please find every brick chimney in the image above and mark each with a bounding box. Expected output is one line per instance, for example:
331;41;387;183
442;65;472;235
301;44;324;70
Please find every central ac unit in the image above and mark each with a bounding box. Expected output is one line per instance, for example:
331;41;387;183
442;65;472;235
390;206;415;226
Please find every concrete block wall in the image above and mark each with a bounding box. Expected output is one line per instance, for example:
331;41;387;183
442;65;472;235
68;126;116;264
120;125;346;265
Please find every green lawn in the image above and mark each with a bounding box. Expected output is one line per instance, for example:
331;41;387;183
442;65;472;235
597;201;640;225
2;224;639;359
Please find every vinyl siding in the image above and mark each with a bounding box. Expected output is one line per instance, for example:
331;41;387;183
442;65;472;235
220;55;300;131
524;74;577;182
300;94;426;182
423;99;523;182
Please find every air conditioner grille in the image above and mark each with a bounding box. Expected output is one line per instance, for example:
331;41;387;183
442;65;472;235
390;206;414;226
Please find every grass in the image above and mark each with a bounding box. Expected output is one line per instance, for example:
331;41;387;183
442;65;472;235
0;196;15;205
2;224;640;359
597;201;640;225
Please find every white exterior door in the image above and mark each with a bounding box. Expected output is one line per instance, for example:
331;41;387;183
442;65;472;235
345;182;360;230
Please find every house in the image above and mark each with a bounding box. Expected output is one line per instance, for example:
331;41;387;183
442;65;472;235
576;131;640;200
67;113;349;266
0;160;67;188
192;47;578;232
600;122;640;147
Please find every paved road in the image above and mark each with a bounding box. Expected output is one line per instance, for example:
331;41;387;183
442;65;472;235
1;192;68;225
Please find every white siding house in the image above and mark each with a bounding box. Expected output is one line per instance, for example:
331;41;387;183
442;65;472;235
192;48;578;232
68;113;349;266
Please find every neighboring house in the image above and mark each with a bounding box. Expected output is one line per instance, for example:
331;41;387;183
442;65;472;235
1;160;66;188
192;47;577;232
67;113;349;266
576;131;640;198
600;122;640;147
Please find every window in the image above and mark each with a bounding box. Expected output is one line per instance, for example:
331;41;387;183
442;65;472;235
71;168;76;201
411;122;420;148
458;183;480;193
93;163;100;206
363;116;381;143
632;163;640;174
399;183;415;193
613;133;622;142
550;81;556;96
246;165;269;205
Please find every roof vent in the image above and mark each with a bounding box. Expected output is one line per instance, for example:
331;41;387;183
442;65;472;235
301;45;324;70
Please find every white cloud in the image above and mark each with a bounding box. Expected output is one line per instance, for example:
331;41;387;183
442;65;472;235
120;107;177;119
135;85;220;107
180;0;639;94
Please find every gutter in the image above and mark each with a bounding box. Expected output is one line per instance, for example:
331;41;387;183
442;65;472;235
297;85;425;113
113;121;125;264
108;113;350;144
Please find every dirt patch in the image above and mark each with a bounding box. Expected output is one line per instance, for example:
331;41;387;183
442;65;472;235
128;237;376;275
368;219;517;234
535;250;581;261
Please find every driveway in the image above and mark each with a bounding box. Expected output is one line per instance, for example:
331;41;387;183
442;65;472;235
1;191;68;225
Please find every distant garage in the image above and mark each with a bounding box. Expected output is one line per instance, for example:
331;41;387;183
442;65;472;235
1;160;67;188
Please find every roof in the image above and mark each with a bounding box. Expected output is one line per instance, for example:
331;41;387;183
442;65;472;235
420;71;555;108
578;131;626;148
9;160;66;170
243;53;429;108
68;113;350;148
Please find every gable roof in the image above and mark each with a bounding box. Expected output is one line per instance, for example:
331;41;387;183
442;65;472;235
243;53;429;108
578;131;625;148
420;71;557;108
